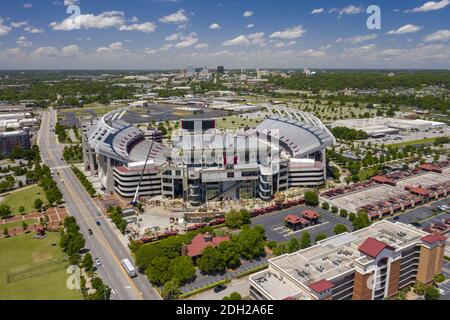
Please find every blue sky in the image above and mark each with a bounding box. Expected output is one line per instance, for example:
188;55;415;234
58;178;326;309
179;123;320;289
0;0;449;69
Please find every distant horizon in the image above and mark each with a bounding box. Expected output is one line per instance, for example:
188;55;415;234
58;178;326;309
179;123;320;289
1;68;450;72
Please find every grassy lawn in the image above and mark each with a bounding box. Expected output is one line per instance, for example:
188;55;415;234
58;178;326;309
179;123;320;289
217;116;263;130
0;232;83;300
1;185;49;215
1;219;37;230
359;167;378;181
388;137;439;148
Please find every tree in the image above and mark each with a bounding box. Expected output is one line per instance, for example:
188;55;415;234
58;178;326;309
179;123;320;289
304;191;319;206
331;206;339;214
224;292;242;300
348;212;356;221
334;224;348;235
146;256;171;286
273;242;289;256
340;209;348;218
300;232;311;249
352;212;372;230
424;286;440;300
0;204;12;218
321;202;330;211
413;282;426;295
287;237;301;253
18;206;25;214
34;198;44;210
315;234;327;242
169;256;196;284
3;227;8;237
197;247;227;275
82;253;94;273
162;280;180;300
225;209;250;229
22;221;28;232
433;274;445;284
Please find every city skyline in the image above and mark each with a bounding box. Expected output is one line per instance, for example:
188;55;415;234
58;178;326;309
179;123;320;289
0;0;449;69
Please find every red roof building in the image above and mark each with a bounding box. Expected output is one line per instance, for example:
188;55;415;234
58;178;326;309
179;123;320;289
358;237;395;258
302;210;320;220
419;163;442;174
309;279;335;294
184;233;229;258
421;234;447;245
371;175;396;186
407;186;431;197
285;214;302;224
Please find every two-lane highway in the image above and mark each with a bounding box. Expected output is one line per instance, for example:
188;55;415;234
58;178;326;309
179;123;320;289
38;108;161;300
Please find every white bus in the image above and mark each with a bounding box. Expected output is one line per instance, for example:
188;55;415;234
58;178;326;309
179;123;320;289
121;259;137;278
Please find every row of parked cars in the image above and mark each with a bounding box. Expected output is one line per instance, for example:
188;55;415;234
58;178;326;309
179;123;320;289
251;199;305;217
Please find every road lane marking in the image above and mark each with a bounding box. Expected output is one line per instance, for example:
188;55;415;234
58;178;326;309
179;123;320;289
40;111;146;300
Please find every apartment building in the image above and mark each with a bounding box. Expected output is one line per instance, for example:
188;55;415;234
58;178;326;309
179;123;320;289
249;220;446;300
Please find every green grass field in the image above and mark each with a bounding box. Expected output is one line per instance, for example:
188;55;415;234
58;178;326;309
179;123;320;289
1;219;37;230
0;232;83;300
1;185;49;215
387;137;439;148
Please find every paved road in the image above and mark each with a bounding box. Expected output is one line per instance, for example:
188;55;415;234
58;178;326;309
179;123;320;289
38;108;161;300
188;276;251;300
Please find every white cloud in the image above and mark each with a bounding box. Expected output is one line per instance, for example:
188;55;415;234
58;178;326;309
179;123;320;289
0;20;12;36
243;11;253;17
119;22;156;33
11;21;28;28
423;29;450;42
270;26;306;39
23;3;33;9
159;44;173;51
223;35;250;46
406;0;450;12
165;32;182;41
195;43;208;49
61;44;80;55
97;42;123;53
175;32;199;48
311;8;324;14
387;24;423;35
209;23;221;30
24;26;45;34
246;24;254;29
159;9;189;24
330;5;364;15
222;32;266;47
17;36;32;47
336;34;378;44
50;11;125;30
248;32;266;46
64;0;79;5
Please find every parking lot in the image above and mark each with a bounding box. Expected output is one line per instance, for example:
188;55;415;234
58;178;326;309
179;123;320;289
180;258;267;294
388;198;450;227
251;205;353;243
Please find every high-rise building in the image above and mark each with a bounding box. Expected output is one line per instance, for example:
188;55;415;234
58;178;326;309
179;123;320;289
217;66;225;74
186;65;195;76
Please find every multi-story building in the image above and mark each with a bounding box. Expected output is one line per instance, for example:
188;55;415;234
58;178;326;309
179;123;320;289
249;220;446;300
0;130;31;156
82;106;335;205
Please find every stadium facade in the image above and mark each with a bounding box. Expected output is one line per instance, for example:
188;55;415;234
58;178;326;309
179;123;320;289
82;106;335;205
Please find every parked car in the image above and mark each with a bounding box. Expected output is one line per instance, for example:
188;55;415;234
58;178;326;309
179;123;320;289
88;229;93;235
96;221;101;226
393;216;399;221
214;284;227;293
95;258;102;267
